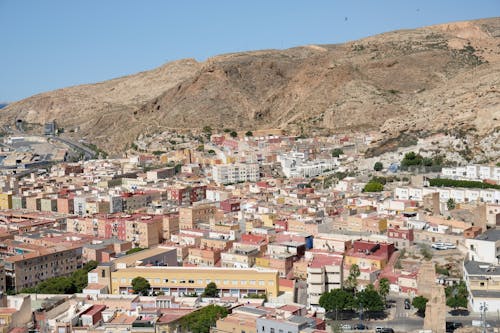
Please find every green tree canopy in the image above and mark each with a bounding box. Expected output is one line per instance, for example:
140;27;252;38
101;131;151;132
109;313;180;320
332;148;344;158
229;131;238;138
319;288;354;313
447;198;456;211
345;264;361;291
401;151;424;167
245;131;253;137
131;276;150;295
364;181;384;192
378;278;390;303
445;281;469;310
355;285;385;312
180;304;228;333
373;162;383;171
412;296;428;315
203;282;219;297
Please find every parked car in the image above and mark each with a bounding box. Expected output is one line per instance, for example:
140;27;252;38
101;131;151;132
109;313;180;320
340;324;352;330
353;323;368;330
446;321;463;332
375;328;394;333
432;242;456;250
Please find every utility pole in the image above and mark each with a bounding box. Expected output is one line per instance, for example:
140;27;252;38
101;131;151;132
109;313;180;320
480;302;488;333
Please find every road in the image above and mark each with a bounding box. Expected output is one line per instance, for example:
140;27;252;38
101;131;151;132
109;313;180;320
50;136;97;160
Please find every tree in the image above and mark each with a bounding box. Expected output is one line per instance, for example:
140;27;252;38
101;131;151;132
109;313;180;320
355;285;385;313
229;131;238;138
203;282;219;297
202;125;212;139
319;289;354;319
364;181;384;192
378;278;390;304
245;131;253;137
345;264;361;291
180;305;228;333
401;151;424;168
373;162;383;171
445;281;468;310
412;296;428;315
447;198;456;211
131;276;150;295
332;148;344;158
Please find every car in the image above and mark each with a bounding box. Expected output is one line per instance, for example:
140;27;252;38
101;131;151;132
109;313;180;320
340;324;352;330
375;328;394;333
353;323;368;330
446;322;463;332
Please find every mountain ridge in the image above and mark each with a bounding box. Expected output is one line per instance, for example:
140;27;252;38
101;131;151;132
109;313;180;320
2;17;499;157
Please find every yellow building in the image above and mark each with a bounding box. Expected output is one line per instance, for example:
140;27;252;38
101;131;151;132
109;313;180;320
93;265;279;299
255;256;270;268
0;193;12;210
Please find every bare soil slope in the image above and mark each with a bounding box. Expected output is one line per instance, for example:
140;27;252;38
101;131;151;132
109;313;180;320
2;18;499;155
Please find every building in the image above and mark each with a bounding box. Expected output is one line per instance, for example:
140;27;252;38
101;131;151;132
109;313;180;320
465;229;500;264
4;245;83;291
387;226;414;249
307;253;343;306
463;260;500;312
212;163;260;185
90;265;279;299
179;204;216;229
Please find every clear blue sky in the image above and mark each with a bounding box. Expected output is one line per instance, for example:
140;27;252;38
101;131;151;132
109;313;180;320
0;0;498;102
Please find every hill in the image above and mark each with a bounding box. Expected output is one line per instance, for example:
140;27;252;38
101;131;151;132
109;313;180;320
1;18;499;156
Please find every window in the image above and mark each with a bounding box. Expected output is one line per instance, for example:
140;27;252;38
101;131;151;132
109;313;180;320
223;280;229;285
268;281;274;286
259;280;265;286
164;279;169;283
250;280;256;285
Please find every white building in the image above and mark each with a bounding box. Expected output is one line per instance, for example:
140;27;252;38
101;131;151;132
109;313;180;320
212;163;260;185
278;152;339;178
441;165;500;182
465;229;500;264
463;260;500;313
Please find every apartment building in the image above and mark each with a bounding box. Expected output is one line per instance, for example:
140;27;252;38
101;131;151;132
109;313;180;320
465;229;500;264
463;260;500;312
167;185;206;205
307;253;343;306
212;163;260;185
179;204;216;229
91;265;279;298
387;226;414;249
162;213;180;240
4;245;83;291
344;240;395;285
124;215;163;248
0;193;12;210
442;165;500;182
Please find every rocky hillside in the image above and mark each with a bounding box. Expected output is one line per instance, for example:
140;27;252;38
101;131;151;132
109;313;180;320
1;18;499;156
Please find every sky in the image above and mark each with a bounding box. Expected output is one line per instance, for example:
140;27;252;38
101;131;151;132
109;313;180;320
0;0;498;102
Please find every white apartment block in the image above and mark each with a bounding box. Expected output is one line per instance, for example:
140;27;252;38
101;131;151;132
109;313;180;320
442;165;500;182
395;186;500;204
465;229;500;265
212;163;260;185
278;153;339;178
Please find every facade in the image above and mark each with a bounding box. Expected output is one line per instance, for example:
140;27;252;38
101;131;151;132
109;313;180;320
91;265;279;298
212;163;260;185
4;245;83;291
307;253;343;306
465;229;500;264
463;260;500;312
